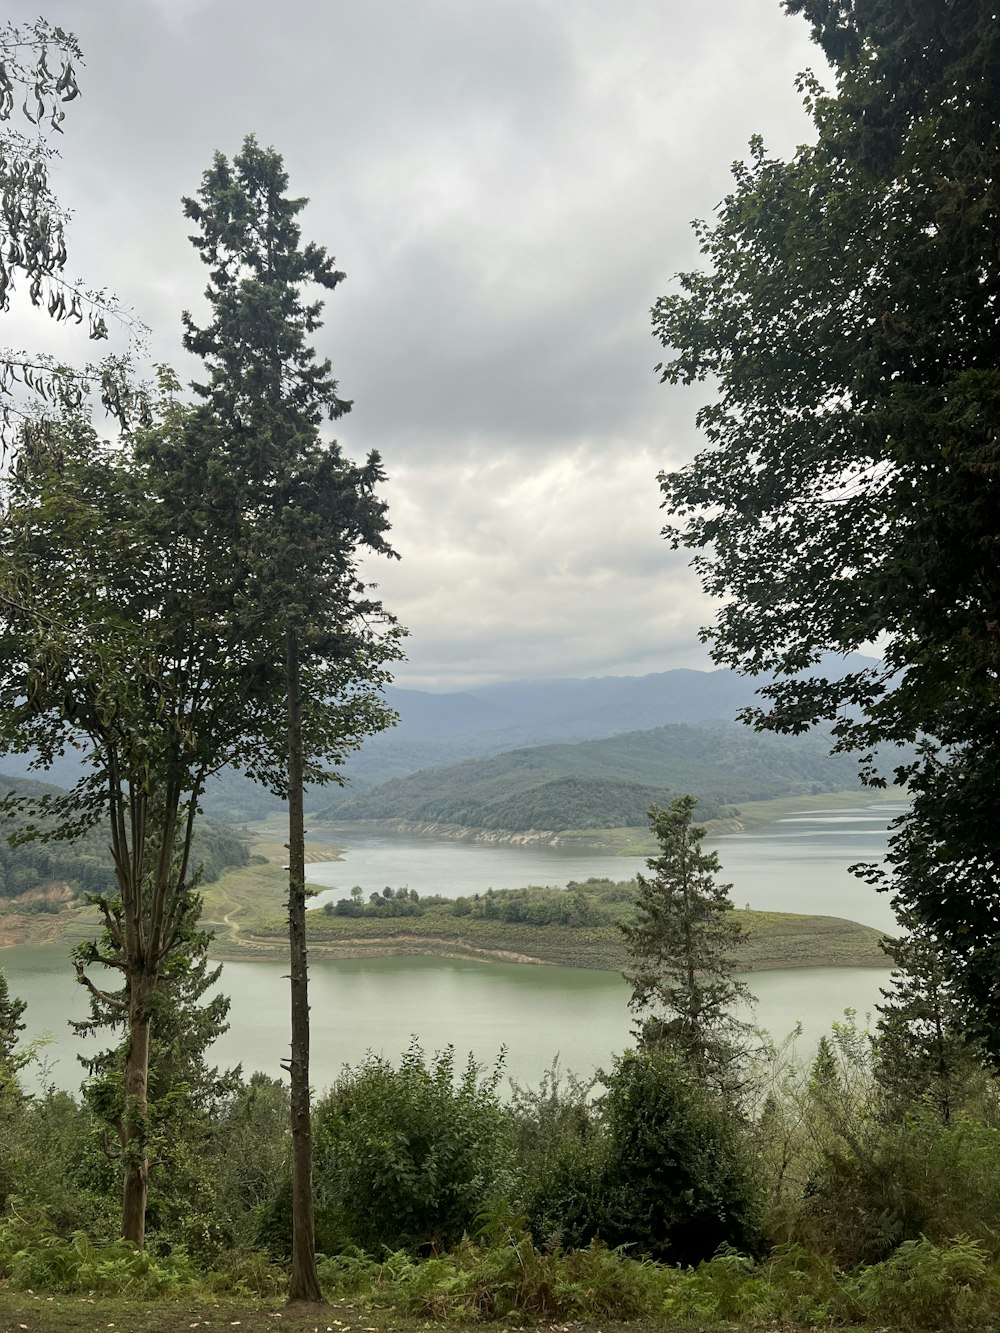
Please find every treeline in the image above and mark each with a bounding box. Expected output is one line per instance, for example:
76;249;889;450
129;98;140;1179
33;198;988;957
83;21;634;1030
324;876;633;927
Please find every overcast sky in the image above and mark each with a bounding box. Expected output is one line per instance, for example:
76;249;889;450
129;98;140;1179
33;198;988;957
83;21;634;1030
6;1;823;691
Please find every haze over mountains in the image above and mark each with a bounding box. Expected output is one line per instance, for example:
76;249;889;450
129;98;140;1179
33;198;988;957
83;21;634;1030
341;653;879;784
1;656;882;826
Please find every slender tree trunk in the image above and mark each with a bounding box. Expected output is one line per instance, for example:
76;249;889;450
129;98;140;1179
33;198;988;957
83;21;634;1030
286;625;323;1305
120;970;154;1247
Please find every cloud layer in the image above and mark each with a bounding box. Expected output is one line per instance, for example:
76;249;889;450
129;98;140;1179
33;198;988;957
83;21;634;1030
5;0;823;688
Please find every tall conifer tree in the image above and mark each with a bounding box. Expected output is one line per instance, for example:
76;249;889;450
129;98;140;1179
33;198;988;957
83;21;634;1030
622;795;752;1088
181;135;400;1303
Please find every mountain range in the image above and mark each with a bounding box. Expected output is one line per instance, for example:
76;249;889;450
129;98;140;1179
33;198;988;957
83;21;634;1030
1;655;882;824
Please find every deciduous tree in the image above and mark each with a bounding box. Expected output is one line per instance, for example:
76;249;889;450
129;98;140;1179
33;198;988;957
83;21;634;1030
0;19;148;441
653;2;1000;1043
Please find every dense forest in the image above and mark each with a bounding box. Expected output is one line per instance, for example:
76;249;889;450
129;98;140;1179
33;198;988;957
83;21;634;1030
0;774;250;905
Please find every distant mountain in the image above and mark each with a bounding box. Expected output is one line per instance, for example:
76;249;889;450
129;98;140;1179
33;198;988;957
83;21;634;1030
348;652;875;764
315;719;865;832
2;655;881;822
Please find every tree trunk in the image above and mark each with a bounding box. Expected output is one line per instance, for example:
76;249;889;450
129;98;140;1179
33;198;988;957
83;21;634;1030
120;971;153;1248
285;625;323;1305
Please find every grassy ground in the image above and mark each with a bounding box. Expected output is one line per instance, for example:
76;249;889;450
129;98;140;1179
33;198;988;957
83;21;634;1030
0;1292;942;1333
0;1295;927;1333
198;840;344;955
198;839;890;972
0;1294;402;1333
720;787;902;831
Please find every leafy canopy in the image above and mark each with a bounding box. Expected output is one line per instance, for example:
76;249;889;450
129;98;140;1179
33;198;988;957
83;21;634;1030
653;2;1000;1044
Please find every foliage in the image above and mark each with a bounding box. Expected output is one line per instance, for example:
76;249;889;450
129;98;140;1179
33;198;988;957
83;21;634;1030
0;1217;198;1296
595;1046;765;1264
0;966;25;1067
875;909;986;1123
508;1063;606;1251
0;771;248;903
207;1074;291;1253
309;1041;510;1256
0;1086;118;1237
654;0;1000;1045
72;931;243;1262
622;796;752;1083
0;20;149;441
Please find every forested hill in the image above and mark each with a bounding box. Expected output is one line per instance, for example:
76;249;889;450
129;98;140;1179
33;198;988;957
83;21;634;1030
0;773;249;904
315;719;864;832
0;656;879;822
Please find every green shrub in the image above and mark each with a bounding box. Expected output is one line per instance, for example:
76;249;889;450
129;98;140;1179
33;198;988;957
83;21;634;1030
800;1111;1000;1265
509;1062;606;1249
311;1040;511;1255
843;1235;1000;1328
0;1220;198;1295
594;1048;765;1265
322;1233;671;1322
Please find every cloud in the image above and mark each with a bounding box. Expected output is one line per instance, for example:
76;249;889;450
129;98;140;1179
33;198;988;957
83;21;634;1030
4;0;823;688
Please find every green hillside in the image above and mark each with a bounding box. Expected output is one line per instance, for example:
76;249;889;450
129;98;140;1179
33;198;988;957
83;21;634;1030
0;772;250;905
315;720;862;831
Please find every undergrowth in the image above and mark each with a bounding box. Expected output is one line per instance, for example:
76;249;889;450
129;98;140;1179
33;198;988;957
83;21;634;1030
4;1219;1000;1327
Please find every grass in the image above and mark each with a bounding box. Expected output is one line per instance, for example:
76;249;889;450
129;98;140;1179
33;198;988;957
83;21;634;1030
199;839;344;959
199;839;890;972
2;1232;988;1332
0;1293;402;1333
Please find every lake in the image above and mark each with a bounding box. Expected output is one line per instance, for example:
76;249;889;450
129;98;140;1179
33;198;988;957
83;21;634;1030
307;799;906;933
2;799;904;1093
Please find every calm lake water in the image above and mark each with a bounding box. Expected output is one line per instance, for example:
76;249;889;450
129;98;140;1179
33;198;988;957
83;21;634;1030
3;799;904;1094
308;800;905;933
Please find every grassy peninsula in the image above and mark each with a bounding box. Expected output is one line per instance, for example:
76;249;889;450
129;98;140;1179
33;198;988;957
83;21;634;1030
199;835;891;971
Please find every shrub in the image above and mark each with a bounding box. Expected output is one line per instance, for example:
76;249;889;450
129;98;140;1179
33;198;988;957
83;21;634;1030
843;1235;1000;1328
312;1040;511;1255
800;1110;1000;1266
509;1062;606;1249
594;1047;765;1265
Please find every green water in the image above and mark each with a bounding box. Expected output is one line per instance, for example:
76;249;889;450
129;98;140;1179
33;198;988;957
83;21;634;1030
2;802;897;1092
2;942;885;1094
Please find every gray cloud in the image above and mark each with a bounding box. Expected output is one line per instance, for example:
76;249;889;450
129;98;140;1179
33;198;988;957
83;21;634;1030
5;0;822;688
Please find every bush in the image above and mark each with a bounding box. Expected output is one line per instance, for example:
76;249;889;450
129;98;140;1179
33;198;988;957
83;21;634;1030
844;1235;1000;1329
800;1110;1000;1266
0;1220;198;1296
509;1063;606;1250
594;1048;765;1265
311;1040;511;1255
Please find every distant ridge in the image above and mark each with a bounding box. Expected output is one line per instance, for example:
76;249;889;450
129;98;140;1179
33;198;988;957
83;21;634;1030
316;719;864;832
2;656;880;823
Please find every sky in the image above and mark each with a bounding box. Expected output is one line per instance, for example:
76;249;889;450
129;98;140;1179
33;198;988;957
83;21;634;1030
5;1;824;692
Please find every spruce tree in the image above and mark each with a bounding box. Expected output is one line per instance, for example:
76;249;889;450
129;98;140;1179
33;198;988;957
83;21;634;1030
621;795;752;1087
180;134;401;1304
874;913;983;1124
0;967;26;1068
